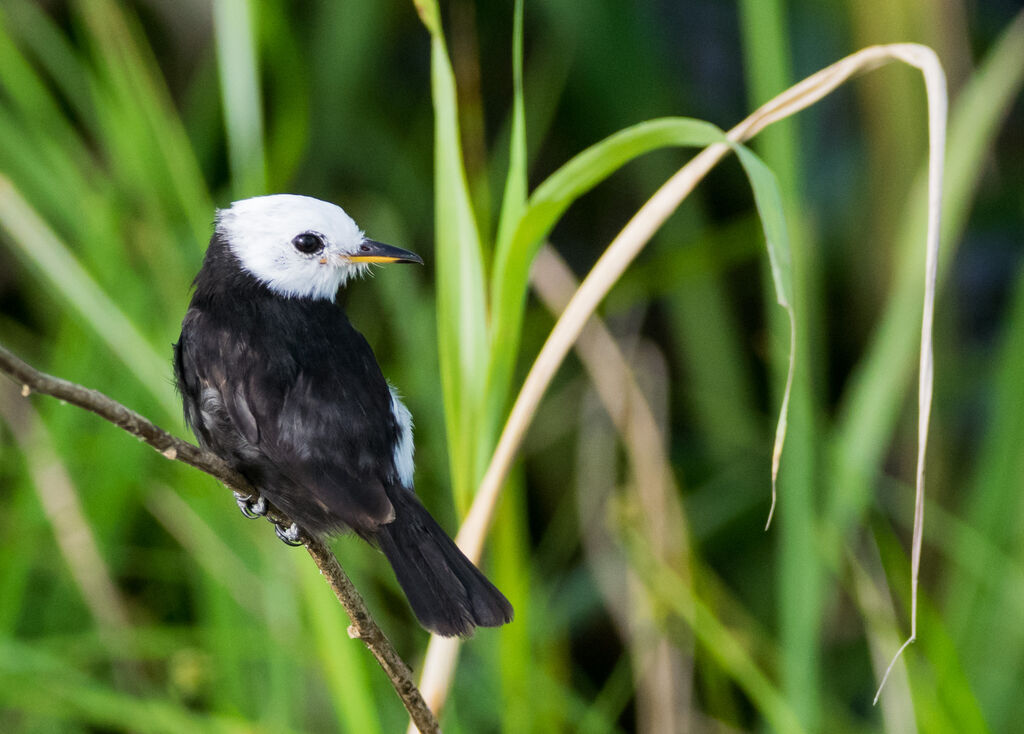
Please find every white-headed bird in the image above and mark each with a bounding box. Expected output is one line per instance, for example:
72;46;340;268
173;194;512;637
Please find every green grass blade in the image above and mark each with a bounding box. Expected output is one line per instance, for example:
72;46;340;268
485;0;529;486
736;3;822;726
725;155;809;727
76;0;213;247
213;0;268;197
0;106;109;249
258;1;310;189
486;117;725;431
428;30;490;512
493;478;536;732
730;146;793;321
412;0;441;36
728;143;795;516
0;179;178;418
0;6;114;246
0;2;93;154
495;0;528;253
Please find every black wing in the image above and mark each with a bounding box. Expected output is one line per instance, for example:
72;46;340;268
175;305;399;535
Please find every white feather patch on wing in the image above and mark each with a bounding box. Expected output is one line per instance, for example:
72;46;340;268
388;385;415;488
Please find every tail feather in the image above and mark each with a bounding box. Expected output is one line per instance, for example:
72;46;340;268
373;489;513;637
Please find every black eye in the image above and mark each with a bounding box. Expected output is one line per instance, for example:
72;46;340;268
292;232;324;254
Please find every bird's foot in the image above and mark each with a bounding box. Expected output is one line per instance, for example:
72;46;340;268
274;522;304;547
233;492;303;546
235;491;267;519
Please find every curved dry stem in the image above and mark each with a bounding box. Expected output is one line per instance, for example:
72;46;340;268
462;41;942;563
417;42;945;716
0;343;441;734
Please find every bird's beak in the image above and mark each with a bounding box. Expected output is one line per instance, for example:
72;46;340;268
346;240;424;265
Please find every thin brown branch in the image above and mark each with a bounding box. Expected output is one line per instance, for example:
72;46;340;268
0;343;246;490
0;342;440;734
305;538;438;730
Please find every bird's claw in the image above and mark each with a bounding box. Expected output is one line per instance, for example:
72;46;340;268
274;522;304;546
235;491;267;519
233;492;303;545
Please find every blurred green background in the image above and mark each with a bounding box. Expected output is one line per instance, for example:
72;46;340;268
0;0;1022;732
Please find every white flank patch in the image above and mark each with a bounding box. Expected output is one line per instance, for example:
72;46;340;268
389;386;415;488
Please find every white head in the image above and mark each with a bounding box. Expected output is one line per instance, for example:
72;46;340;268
216;194;421;301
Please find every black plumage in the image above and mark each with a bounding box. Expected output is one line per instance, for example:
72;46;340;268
174;212;512;637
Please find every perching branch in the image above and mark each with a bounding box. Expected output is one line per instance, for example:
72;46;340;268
0;343;440;734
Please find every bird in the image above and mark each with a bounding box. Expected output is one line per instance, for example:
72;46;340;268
173;194;513;637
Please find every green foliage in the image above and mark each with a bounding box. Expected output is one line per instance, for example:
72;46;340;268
0;2;1022;733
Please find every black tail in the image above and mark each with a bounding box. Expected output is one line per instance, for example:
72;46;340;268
373;489;513;637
